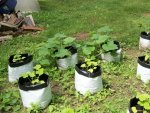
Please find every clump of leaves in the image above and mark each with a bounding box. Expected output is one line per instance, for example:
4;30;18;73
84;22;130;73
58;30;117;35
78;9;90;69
61;107;74;113
80;26;118;57
0;91;21;113
132;93;150;113
13;54;26;63
80;58;99;73
21;65;45;85
27;103;42;113
38;33;80;66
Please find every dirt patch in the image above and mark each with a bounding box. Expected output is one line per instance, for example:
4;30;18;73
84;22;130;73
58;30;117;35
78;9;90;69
123;48;142;59
143;13;150;17
73;32;89;40
51;81;64;95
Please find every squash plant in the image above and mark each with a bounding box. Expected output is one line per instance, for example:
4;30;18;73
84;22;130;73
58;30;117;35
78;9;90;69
131;93;150;113
21;65;45;85
81;26;118;57
38;33;80;66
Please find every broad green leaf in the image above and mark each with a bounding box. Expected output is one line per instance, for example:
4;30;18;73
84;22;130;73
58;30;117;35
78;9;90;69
81;64;86;68
61;108;74;113
88;69;93;73
94;67;97;69
38;47;50;56
87;61;92;66
34;65;41;70
47;38;60;48
22;73;29;78
75;43;81;48
40;80;45;84
82;46;95;56
36;68;44;75
13;105;21;112
29;72;35;78
95;35;110;44
40;59;50;65
54;48;71;58
91;34;109;43
131;107;137;113
144;102;150;110
102;41;118;52
92;62;98;66
63;37;75;45
85;58;91;62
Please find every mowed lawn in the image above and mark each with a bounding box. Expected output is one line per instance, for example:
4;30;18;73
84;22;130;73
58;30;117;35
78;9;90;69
0;0;150;113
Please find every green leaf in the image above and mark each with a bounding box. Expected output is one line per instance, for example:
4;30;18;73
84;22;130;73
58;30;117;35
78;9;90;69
82;46;95;56
131;107;137;113
40;59;50;65
34;65;41;70
13;105;21;112
88;69;94;73
91;34;109;44
102;41;118;52
81;64;86;68
29;72;35;78
54;48;71;58
63;37;75;45
36;68;44;75
40;80;45;84
47;38;60;48
22;73;29;78
62;108;74;113
75;44;81;48
38;47;50;56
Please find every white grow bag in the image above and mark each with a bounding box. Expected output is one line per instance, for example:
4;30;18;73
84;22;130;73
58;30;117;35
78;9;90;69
101;41;122;62
18;74;52;108
8;54;33;82
139;32;150;50
101;48;122;62
15;0;40;12
56;46;78;70
75;63;103;95
137;56;150;83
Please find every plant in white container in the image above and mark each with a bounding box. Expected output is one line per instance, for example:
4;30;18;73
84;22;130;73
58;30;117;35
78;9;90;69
137;52;150;83
38;33;80;70
139;32;150;50
127;93;150;113
8;53;33;82
80;26;122;62
75;58;103;95
18;65;52;109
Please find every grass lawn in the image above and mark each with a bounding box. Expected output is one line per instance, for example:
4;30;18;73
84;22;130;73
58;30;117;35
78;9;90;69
0;0;150;113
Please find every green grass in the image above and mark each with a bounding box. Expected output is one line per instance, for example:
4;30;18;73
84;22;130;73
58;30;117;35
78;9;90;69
0;0;150;113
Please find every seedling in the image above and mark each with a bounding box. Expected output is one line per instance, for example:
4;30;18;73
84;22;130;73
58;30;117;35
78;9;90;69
13;54;26;63
80;58;99;73
81;26;118;57
21;65;45;85
131;93;150;113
